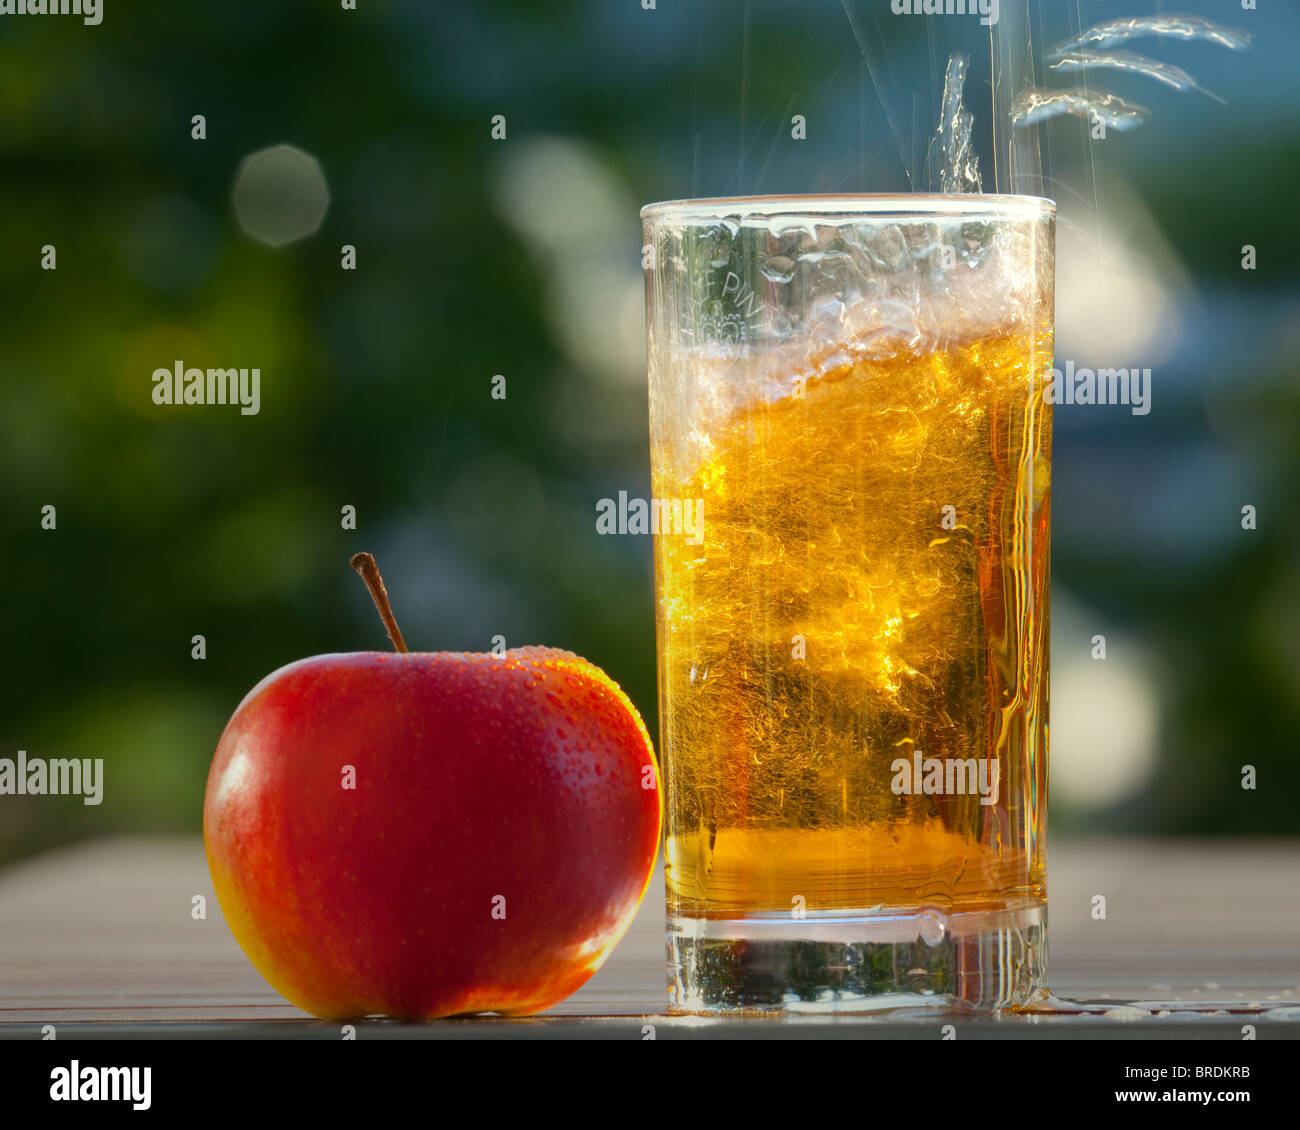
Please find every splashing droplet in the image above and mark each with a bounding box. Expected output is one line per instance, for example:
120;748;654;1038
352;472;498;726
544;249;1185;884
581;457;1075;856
1048;13;1252;58
1012;87;1150;131
1049;49;1224;104
928;55;982;194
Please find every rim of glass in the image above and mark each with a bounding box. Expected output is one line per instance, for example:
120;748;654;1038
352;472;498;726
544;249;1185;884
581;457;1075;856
641;193;1055;224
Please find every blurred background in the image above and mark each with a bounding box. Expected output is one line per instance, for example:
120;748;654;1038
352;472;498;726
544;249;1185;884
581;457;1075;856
1;0;1296;867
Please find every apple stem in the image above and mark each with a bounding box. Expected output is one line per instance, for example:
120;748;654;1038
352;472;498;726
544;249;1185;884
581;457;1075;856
349;553;409;653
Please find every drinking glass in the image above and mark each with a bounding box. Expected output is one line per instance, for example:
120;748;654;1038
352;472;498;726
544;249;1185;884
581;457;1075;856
643;194;1055;1011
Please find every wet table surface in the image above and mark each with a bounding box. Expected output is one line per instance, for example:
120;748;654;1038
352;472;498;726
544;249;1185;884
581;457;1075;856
0;836;1296;1038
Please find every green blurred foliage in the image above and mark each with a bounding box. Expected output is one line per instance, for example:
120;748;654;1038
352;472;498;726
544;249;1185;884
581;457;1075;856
1;0;1297;863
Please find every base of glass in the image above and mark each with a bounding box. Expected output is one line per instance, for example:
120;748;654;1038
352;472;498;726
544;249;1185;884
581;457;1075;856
667;901;1048;1013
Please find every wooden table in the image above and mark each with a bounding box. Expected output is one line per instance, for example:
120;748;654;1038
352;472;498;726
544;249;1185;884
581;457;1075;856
1;837;1296;1038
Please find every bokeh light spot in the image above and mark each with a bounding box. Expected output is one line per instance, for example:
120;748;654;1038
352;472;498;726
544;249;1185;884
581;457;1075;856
231;144;330;248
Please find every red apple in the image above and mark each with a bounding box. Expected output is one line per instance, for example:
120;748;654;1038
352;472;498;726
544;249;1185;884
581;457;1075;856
203;553;661;1019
